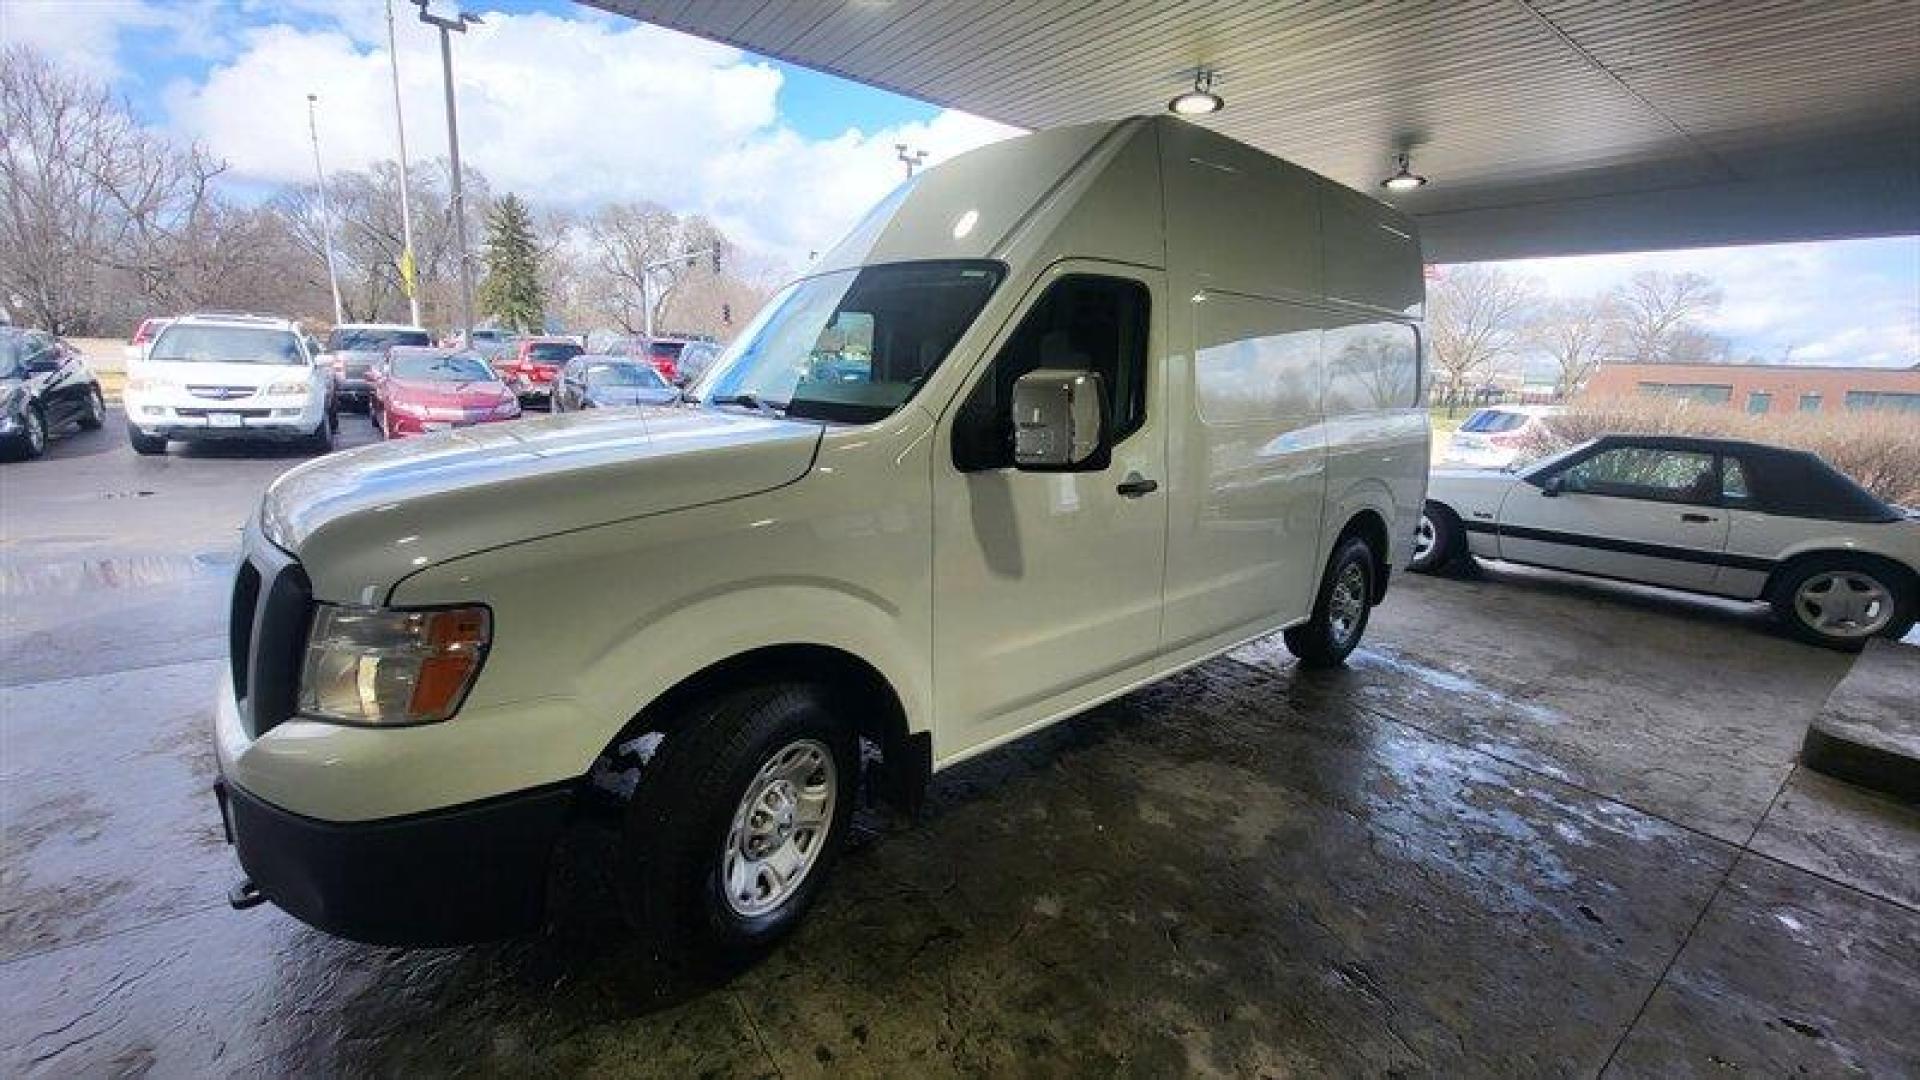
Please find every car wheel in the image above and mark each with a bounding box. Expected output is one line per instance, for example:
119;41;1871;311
78;385;106;430
1284;534;1375;669
128;426;167;456
1771;557;1914;651
328;405;340;435
2;404;47;461
309;416;334;454
617;684;857;965
1409;502;1465;574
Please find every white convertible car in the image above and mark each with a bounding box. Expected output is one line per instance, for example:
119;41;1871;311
1413;434;1918;649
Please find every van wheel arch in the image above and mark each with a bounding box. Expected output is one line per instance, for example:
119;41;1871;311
1336;509;1392;603
593;644;928;814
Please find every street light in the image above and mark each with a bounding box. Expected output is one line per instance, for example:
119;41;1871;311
411;0;483;344
386;0;421;328
305;94;346;326
895;142;928;179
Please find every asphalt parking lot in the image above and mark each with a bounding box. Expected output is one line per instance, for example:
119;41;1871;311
2;410;1916;1077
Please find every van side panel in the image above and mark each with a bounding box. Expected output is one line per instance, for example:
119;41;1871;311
1320;314;1429;568
1162;292;1328;650
1159;121;1324;304
1319;182;1424;317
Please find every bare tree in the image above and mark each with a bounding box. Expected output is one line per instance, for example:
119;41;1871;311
0;46;227;333
1611;270;1723;363
1426;265;1537;410
584;202;734;334
1527;295;1619;399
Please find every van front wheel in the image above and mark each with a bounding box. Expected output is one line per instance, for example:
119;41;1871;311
1284;535;1375;669
618;684;857;964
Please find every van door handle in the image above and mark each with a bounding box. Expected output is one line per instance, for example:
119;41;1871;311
1117;475;1159;498
1680;512;1716;523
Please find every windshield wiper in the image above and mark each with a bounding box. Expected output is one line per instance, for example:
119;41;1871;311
706;392;784;417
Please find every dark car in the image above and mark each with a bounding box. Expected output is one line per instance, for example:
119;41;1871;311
0;327;106;461
609;335;715;385
320;324;432;411
551;355;682;412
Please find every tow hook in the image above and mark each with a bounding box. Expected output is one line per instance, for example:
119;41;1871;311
228;878;265;911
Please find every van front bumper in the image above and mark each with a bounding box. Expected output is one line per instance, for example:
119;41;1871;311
217;775;573;946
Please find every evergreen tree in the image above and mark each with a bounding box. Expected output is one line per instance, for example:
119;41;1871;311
478;193;544;332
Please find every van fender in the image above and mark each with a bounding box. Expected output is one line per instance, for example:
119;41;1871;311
1322;474;1405;569
570;577;932;759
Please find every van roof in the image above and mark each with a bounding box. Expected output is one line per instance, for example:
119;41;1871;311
172;313;300;331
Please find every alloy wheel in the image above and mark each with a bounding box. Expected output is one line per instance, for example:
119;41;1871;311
1794;571;1895;639
1329;561;1368;646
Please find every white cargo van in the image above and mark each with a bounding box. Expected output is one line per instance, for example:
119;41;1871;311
212;116;1429;955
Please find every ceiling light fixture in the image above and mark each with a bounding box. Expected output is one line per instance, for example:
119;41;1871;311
1168;69;1223;117
1382;152;1428;192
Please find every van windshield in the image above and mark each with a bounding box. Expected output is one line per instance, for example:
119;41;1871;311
696;261;1003;424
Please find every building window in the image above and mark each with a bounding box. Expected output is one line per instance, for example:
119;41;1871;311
1798;393;1821;413
1637;381;1732;406
1844;391;1920;413
1746;391;1771;415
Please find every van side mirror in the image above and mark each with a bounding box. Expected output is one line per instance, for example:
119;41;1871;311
1011;369;1107;471
1540;474;1565;497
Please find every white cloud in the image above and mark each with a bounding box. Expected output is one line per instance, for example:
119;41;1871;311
149;8;1019;269
0;0;222;80
1484;237;1920;368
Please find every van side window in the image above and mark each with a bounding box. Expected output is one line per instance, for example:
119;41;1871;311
953;275;1150;471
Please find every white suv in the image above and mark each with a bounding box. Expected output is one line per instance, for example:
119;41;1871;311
125;314;336;455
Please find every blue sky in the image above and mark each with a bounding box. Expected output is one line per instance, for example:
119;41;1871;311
6;0;1916;366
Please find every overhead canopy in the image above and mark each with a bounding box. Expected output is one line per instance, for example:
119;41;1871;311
586;0;1920;262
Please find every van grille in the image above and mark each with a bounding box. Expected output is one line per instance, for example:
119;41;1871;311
229;547;311;739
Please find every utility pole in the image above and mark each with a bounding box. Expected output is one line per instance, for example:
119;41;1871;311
639;246;716;341
306;93;346;326
895;142;928;178
386;0;421;328
413;1;481;344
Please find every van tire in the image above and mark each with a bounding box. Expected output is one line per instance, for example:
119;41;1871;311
1284;535;1375;669
308;417;333;454
617;683;857;965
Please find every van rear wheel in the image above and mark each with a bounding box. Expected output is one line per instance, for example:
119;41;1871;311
1284;535;1375;669
617;684;857;964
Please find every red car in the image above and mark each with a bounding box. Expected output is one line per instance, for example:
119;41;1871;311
371;347;521;439
496;337;584;404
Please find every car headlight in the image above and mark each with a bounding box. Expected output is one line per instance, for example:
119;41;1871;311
125;375;175;392
264;380;308;396
492;399;520;418
297;605;491;726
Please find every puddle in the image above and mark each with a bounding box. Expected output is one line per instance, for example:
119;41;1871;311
1354;646;1569;727
0;552;236;597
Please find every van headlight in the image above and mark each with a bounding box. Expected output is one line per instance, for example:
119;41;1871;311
125;375;175;393
297;605;491;725
264;380;308;396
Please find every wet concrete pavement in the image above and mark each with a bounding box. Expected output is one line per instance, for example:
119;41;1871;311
3;411;1917;1077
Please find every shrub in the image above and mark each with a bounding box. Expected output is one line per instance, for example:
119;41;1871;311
1524;395;1920;506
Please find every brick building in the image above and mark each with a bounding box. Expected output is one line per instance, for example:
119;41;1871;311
1581;363;1920;415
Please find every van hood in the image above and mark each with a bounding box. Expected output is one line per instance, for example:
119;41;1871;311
260;405;822;601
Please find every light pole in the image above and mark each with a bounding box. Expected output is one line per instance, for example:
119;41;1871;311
895;142;928;178
639;246;717;341
386;0;421;328
306;94;346;326
412;0;481;344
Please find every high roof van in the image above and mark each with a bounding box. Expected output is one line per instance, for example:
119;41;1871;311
211;115;1429;957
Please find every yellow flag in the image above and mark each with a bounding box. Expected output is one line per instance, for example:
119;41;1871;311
399;247;418;298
